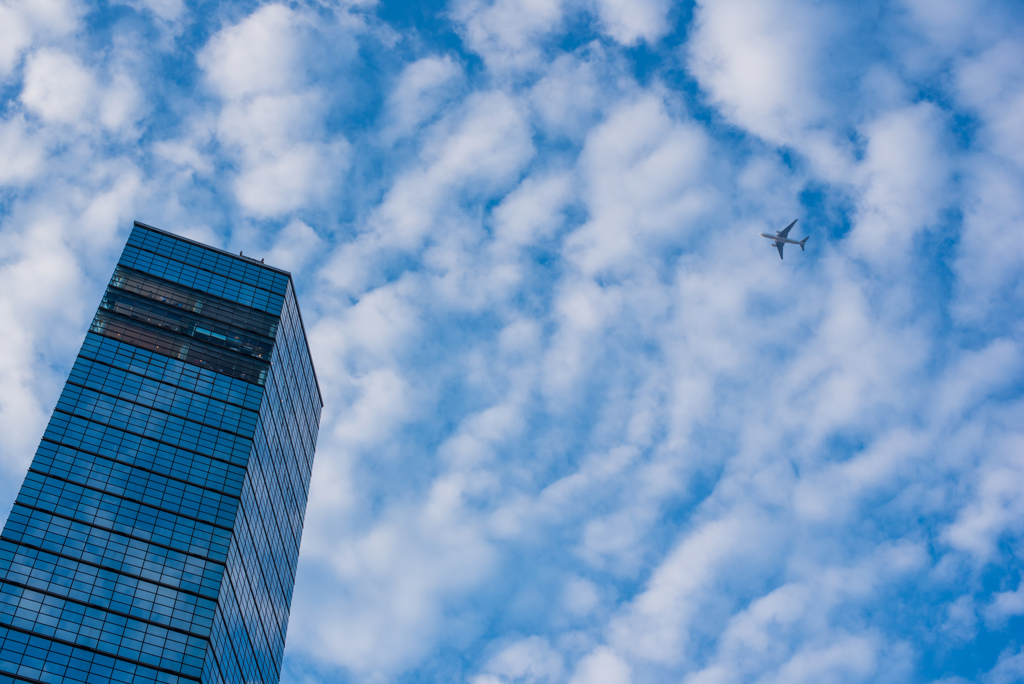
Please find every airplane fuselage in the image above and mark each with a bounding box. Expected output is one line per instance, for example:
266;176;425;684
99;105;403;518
759;233;804;245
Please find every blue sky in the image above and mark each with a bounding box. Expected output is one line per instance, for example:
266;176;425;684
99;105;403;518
1;0;1024;682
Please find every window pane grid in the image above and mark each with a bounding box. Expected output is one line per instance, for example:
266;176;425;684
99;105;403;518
14;474;232;563
119;246;282;315
125;226;289;296
66;358;259;439
1;223;322;684
45;411;249;470
0;625;199;684
0;562;215;638
33;440;244;501
80;334;263;411
50;385;252;463
1;508;223;599
0;594;205;679
30;444;239;529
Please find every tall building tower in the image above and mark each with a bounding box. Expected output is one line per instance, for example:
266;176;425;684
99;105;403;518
0;222;322;684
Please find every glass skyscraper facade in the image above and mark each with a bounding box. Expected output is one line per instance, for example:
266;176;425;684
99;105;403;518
0;222;322;684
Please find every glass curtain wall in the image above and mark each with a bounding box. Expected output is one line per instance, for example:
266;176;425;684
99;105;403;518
0;222;322;684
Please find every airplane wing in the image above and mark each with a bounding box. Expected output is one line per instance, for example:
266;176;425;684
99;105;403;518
779;219;798;238
776;242;784;259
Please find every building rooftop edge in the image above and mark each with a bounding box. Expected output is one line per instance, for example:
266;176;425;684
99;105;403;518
133;220;293;276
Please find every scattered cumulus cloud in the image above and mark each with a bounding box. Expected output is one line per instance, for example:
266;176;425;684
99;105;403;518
198;3;352;217
592;0;671;46
0;1;1023;684
113;0;186;23
382;55;464;141
688;0;835;144
0;0;81;79
452;0;565;72
20;49;97;125
471;636;565;684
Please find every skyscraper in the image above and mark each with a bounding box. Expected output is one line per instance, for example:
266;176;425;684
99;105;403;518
0;222;322;684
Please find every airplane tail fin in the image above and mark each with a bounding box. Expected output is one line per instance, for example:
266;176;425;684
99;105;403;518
800;236;809;251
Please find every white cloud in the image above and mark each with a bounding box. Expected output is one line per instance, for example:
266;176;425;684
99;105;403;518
791;429;928;524
231;136;348;217
199;4;302;99
383;55;463;141
933;339;1021;421
985;584;1024;627
361;89;533;253
956;41;1024;167
608;512;771;664
563;576;600;617
471;636;565;684
568;647;632;684
951;160;1024;323
197;4;351;217
948;42;1024;322
19;49;145;135
20;49;96;124
944;432;1024;562
0;115;45;185
77;170;144;247
899;0;992;53
116;0;185;22
491;171;572;246
99;72;144;132
941;595;979;643
310;279;421;378
593;0;670;46
679;545;922;683
529;49;616;140
0;0;81;79
984;647;1024;684
847;103;952;265
566;93;714;276
540;276;621;403
768;635;880;684
265;219;325;273
0;216;91;482
333;195;530;313
688;0;834;143
152;126;215;176
292;472;498;676
452;0;565;71
439;401;524;470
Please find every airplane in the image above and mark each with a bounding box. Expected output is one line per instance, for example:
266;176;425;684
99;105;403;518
759;219;809;259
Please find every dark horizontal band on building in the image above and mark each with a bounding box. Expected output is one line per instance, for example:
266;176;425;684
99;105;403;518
111;265;281;340
90;313;270;387
100;290;274;361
